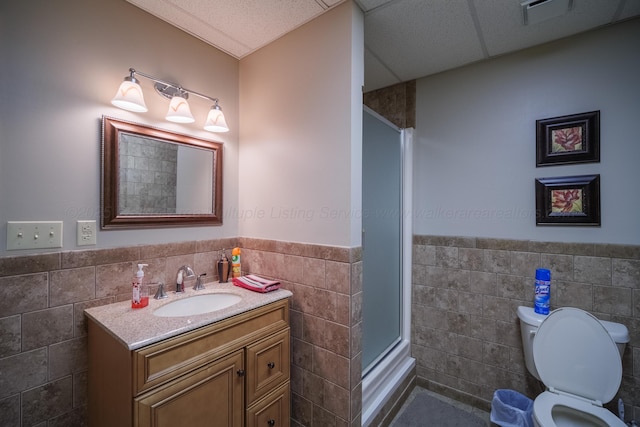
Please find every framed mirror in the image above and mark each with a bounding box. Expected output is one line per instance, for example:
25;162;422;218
101;116;223;229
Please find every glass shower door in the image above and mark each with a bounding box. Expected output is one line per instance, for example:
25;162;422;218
362;107;403;375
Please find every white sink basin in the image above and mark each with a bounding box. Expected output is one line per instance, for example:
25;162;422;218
153;293;242;317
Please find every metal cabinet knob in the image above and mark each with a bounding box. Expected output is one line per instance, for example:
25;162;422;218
267;362;275;369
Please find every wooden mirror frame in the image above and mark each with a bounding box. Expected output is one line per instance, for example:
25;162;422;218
101;116;223;229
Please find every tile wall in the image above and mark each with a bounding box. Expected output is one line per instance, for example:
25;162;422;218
412;235;640;421
3;233;635;426
0;237;363;427
240;238;363;427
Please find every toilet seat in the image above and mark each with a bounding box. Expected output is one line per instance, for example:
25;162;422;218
533;392;626;427
532;307;624;426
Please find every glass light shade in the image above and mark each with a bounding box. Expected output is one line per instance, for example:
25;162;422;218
166;95;195;123
203;106;229;132
111;79;148;112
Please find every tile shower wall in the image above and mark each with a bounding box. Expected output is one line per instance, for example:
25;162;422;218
0;237;363;427
412;235;640;420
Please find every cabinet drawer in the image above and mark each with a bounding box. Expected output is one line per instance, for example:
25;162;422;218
246;382;290;427
246;329;290;406
134;299;288;395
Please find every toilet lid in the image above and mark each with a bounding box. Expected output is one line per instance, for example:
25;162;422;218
533;307;622;404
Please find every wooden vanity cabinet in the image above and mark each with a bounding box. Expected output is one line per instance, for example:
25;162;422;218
88;299;290;427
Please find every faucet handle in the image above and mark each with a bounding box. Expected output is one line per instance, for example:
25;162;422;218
194;273;207;291
153;282;168;299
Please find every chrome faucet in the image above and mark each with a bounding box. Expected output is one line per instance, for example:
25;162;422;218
175;265;195;293
193;273;207;291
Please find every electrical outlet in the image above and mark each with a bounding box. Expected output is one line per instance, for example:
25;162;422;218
7;221;63;250
76;220;97;246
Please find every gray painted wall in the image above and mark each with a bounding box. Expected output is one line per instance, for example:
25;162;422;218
414;18;640;244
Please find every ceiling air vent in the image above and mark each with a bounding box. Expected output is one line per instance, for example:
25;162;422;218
521;0;573;25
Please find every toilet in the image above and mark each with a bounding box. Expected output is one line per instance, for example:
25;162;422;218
517;306;630;427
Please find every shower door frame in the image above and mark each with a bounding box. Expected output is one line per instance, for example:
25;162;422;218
361;106;415;427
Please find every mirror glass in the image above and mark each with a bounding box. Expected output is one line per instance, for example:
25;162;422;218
102;116;223;228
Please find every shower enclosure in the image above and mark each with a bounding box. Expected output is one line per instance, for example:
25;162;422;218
361;106;414;426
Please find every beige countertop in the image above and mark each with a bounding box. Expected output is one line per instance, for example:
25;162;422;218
84;282;292;350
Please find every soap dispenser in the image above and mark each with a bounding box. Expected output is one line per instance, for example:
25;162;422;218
132;263;149;309
217;250;230;283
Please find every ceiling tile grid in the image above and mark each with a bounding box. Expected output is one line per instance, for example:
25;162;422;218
128;0;330;58
364;0;485;82
476;0;627;57
126;0;640;91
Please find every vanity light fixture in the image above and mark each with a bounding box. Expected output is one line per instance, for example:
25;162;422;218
111;68;229;132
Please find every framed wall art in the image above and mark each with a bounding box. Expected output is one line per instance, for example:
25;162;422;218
535;174;600;226
536;111;600;166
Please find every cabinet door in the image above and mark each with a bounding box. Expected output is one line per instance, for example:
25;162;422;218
135;350;244;427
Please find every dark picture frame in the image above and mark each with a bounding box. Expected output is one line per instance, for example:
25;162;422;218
535;175;600;226
536;111;600;166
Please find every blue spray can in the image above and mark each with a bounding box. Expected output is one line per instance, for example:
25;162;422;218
534;268;551;315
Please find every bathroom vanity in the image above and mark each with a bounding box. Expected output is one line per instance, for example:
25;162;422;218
85;284;292;427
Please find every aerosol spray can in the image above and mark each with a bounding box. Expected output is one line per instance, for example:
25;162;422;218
534;268;551;315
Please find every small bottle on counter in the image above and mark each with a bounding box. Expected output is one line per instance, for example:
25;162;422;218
217;250;230;283
132;263;149;309
231;247;241;278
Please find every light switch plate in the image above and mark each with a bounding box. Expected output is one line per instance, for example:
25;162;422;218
76;220;97;246
7;221;63;250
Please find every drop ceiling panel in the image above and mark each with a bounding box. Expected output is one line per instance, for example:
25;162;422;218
357;0;395;11
364;0;485;83
476;0;623;57
364;48;402;90
127;0;640;91
127;0;328;58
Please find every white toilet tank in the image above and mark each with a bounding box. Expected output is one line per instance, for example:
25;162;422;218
517;306;629;381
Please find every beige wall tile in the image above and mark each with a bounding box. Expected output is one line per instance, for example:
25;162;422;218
22;305;74;351
22;376;73;426
593;286;633;316
0;315;21;358
574;256;612;285
484;250;510;274
413;244;436;266
0;253;60;277
436;246;459;269
410;235;639;416
0;348;47;399
496;274;528;300
0;273;48;317
510;251;541;277
459;247;483;271
326;261;350;294
0;394;20;426
555;280;593;310
95;262;133;298
50;267;95;307
49;337;87;381
540;253;574;281
303;257;326;288
612;258;640;288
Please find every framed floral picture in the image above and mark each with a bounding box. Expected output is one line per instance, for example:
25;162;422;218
535;175;600;226
536;111;600;166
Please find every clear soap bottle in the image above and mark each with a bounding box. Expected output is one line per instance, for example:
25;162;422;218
132;263;149;308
